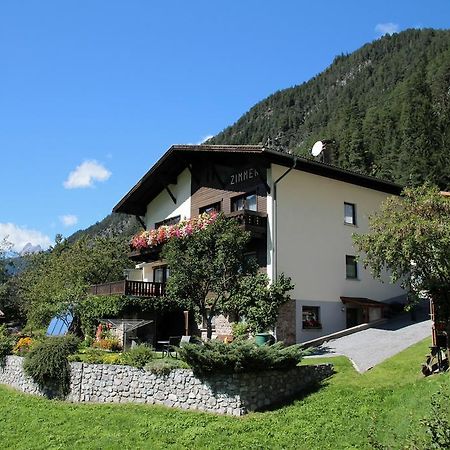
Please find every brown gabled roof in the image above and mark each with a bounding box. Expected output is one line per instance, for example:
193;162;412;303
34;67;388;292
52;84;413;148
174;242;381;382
113;144;402;216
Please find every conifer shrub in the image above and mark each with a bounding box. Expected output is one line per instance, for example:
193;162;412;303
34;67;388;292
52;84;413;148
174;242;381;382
178;341;305;375
144;358;189;375
119;344;155;368
23;335;80;398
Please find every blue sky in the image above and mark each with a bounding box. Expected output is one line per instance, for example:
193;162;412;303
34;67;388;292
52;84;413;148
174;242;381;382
1;1;449;251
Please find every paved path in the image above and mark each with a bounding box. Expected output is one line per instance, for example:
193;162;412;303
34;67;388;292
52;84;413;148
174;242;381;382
308;315;431;372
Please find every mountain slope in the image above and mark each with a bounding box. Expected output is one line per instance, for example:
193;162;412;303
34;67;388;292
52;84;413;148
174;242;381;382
67;213;141;243
210;29;450;189
67;29;450;244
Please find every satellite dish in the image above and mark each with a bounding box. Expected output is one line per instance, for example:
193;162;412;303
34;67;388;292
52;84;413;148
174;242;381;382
311;141;324;157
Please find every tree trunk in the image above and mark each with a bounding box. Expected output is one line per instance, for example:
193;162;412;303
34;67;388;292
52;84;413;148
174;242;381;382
206;315;213;340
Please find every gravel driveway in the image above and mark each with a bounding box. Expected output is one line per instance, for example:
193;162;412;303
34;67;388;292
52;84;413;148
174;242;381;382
308;314;431;372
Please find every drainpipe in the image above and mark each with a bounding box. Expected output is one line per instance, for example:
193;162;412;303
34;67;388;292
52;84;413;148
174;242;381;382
272;156;297;280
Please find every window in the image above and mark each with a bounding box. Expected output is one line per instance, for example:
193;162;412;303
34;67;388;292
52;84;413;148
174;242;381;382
302;306;321;329
231;192;257;212
344;202;356;225
155;215;180;229
153;265;169;283
199;202;221;214
346;255;358;279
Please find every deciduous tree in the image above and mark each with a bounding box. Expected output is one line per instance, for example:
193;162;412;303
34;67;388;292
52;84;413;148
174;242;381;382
17;236;132;327
162;215;293;339
353;185;450;350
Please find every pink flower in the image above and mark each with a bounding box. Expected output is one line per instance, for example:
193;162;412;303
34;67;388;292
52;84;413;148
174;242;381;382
130;211;219;250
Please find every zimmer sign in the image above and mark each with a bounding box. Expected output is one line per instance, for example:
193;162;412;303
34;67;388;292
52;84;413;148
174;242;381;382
229;168;259;186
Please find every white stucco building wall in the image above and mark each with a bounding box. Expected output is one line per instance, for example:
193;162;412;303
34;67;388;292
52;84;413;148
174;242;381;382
137;168;191;282
268;164;405;342
145;168;191;230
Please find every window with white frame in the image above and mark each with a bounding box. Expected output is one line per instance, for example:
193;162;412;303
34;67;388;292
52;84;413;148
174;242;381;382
344;202;356;225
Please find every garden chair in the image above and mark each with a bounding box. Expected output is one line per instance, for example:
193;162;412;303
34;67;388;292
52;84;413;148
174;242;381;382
166;336;182;358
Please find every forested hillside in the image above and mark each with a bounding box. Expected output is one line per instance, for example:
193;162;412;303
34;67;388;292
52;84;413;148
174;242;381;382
210;29;450;189
70;29;450;243
67;213;140;243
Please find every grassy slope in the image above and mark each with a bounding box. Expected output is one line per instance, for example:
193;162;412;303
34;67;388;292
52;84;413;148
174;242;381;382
0;338;448;449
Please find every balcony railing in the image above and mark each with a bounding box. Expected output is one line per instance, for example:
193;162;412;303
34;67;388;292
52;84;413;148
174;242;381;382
226;210;267;238
89;280;165;297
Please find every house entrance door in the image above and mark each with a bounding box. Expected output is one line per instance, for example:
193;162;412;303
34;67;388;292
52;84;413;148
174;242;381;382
346;307;359;328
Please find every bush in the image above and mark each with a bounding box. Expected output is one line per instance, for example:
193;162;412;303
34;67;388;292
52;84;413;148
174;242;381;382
23;335;80;398
231;322;249;340
69;348;122;365
119;344;155;368
144;358;189;375
0;325;15;365
178;340;305;375
92;338;122;351
13;337;34;355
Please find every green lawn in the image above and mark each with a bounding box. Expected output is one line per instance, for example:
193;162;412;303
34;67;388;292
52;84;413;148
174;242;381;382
0;338;448;449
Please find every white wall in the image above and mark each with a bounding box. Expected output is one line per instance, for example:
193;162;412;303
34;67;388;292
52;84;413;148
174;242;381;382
145;168;191;230
135;262;166;282
269;164;405;342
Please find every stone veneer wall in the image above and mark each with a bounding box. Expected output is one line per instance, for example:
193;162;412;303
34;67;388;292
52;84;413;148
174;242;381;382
0;356;332;416
276;300;297;345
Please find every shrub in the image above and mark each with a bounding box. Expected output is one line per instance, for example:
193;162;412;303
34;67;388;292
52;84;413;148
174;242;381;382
13;337;34;355
0;325;15;365
69;348;122;365
92;338;122;351
119;344;155;368
231;322;249;340
178;340;305;375
23;335;80;398
78;336;94;350
144;358;189;375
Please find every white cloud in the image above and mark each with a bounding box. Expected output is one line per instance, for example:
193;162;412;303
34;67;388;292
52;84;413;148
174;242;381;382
375;22;399;36
59;215;78;227
0;223;51;252
63;160;111;189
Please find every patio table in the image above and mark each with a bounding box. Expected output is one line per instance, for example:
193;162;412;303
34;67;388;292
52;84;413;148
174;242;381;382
157;340;170;357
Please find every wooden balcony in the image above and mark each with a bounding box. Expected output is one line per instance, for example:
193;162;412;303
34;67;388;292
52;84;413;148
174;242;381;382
129;244;163;263
89;280;165;298
226;210;267;239
129;210;268;262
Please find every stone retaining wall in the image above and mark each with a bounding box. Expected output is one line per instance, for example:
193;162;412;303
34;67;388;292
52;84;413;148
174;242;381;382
0;356;332;415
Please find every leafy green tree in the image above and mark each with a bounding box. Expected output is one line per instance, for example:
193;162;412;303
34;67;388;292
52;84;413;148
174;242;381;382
16;236;132;327
228;272;294;334
0;238;22;322
162;215;293;339
353;185;450;352
0;237;11;284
